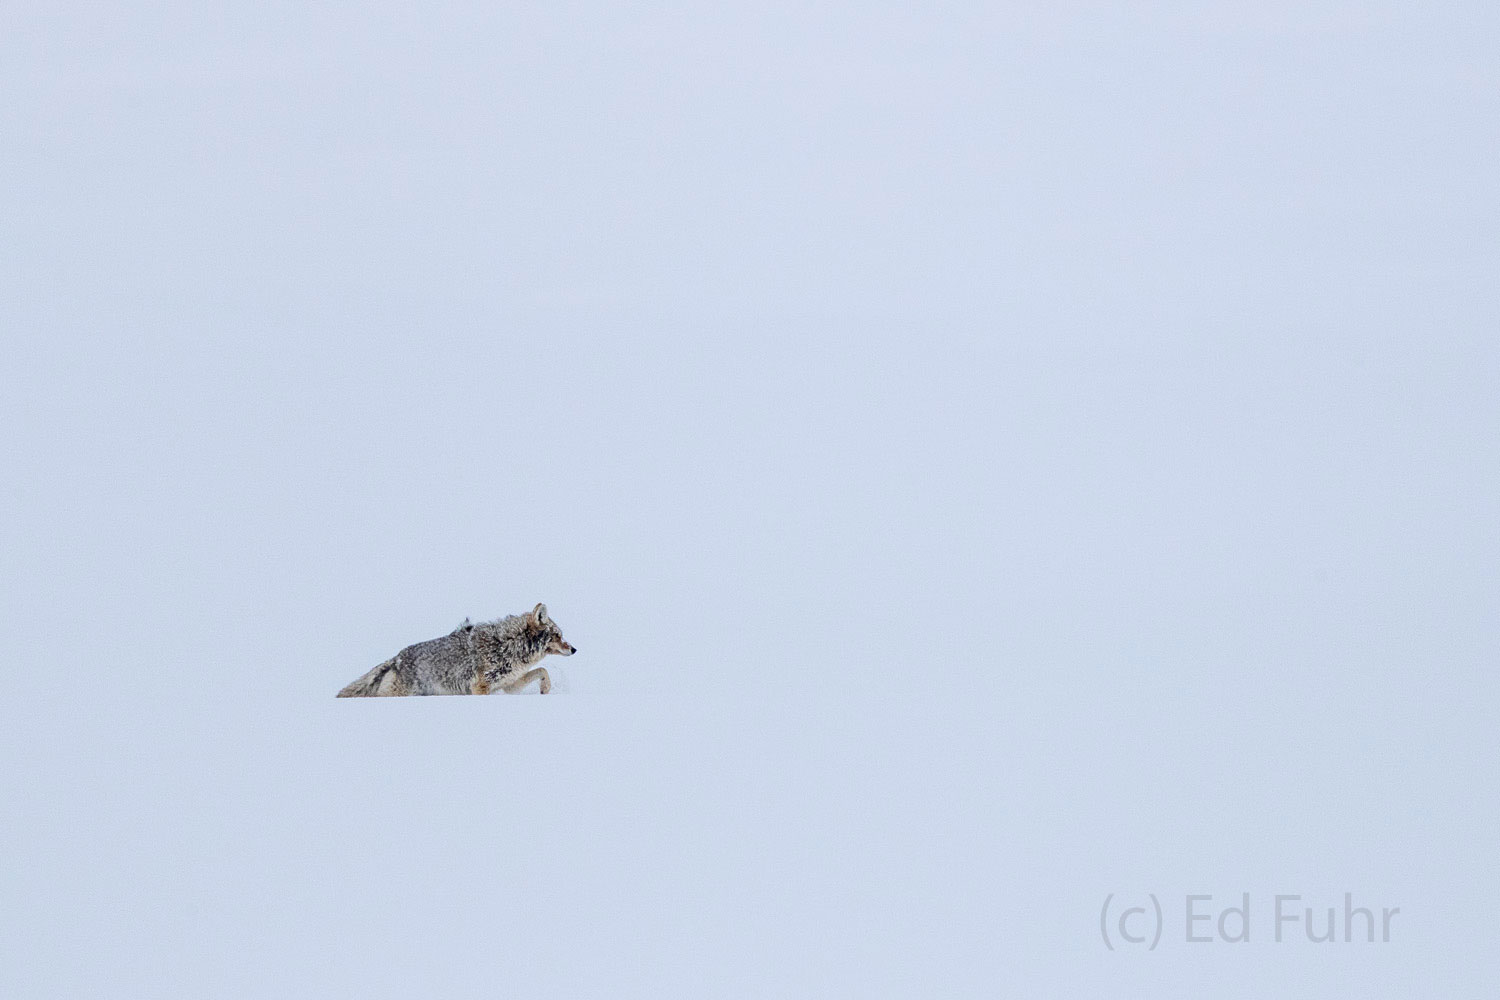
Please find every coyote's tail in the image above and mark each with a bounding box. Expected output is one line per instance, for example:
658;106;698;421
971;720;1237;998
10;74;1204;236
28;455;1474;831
336;657;396;698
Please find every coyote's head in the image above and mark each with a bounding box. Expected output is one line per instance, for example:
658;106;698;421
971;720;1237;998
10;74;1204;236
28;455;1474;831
530;603;576;657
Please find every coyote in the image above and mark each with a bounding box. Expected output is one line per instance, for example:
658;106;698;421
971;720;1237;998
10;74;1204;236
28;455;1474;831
337;603;576;697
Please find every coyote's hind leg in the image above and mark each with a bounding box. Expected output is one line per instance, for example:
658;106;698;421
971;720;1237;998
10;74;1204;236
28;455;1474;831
501;667;551;694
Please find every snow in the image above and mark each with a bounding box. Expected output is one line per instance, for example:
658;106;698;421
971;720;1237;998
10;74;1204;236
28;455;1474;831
3;1;1497;995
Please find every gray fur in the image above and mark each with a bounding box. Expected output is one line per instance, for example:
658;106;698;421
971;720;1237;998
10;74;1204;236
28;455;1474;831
336;604;576;697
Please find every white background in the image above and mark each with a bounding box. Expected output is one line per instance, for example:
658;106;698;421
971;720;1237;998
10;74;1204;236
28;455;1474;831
3;1;1497;994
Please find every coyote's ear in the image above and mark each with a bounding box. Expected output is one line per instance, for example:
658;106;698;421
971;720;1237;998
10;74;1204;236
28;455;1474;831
533;603;548;622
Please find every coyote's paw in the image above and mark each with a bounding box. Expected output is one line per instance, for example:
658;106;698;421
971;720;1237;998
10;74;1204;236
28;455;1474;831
538;675;552;694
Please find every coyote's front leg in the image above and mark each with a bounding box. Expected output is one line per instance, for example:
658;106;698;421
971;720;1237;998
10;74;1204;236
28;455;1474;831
501;667;551;694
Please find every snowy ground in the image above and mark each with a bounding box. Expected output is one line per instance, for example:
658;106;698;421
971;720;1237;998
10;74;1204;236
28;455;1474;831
3;1;1498;996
